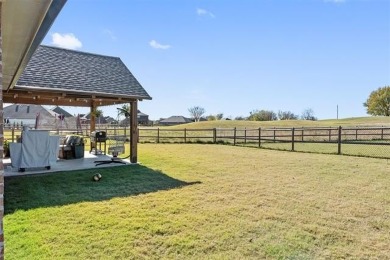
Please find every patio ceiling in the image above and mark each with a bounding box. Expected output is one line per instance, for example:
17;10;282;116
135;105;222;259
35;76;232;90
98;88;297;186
2;88;137;107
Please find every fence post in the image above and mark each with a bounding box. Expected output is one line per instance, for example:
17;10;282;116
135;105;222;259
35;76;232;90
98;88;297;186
338;126;342;155
301;128;304;141
184;128;187;143
329;128;331;142
258;127;261;148
157;128;160;143
244;127;247;144
273;127;276;143
292;127;295;151
381;126;384;140
213;128;217;144
355;129;358;141
137;128;140;143
233;127;236;146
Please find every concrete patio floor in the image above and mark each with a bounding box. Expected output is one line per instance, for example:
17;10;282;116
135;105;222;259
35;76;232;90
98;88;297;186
3;151;132;177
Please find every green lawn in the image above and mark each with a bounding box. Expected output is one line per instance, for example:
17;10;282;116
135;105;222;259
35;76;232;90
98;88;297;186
4;144;390;259
167;116;390;129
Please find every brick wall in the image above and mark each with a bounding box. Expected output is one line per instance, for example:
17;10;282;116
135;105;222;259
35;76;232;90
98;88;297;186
0;2;4;259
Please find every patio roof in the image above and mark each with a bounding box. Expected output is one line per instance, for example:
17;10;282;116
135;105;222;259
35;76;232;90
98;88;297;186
3;45;152;107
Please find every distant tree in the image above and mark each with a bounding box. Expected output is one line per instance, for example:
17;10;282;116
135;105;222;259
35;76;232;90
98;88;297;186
91;109;103;124
301;108;317;121
117;104;130;118
206;113;224;121
364;86;390;116
188;106;206;122
278;110;299;120
207;115;217;121
248;110;277;121
216;113;224;120
234;116;246;120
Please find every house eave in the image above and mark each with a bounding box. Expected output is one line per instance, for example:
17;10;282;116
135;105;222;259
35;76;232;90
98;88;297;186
1;0;67;91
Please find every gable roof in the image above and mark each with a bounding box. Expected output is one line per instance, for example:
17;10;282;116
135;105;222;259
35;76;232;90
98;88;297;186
160;116;193;124
4;104;56;119
51;106;73;118
3;45;151;106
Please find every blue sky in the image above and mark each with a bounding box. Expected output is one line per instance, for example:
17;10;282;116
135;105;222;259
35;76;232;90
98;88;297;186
41;0;390;120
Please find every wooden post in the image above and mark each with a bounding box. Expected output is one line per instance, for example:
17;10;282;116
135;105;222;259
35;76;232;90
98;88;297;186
244;128;247;144
273;128;276;143
213;128;217;144
233;127;237;146
258;127;261;148
338;126;342;155
184;128;187;143
292;127;295;151
90;102;96;133
301;129;304;142
157;128;160;143
329;128;332;142
130;100;138;163
381;126;384;140
355;129;358;141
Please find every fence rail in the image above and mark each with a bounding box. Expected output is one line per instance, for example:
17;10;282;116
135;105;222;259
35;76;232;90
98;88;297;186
3;126;390;159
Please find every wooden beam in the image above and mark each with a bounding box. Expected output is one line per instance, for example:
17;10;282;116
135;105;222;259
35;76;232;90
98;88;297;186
3;89;138;107
130;100;138;163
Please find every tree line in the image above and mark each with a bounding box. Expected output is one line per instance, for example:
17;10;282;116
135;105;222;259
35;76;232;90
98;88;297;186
188;106;317;122
189;86;390;122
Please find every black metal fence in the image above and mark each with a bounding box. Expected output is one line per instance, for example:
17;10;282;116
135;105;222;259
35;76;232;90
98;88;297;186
138;126;390;159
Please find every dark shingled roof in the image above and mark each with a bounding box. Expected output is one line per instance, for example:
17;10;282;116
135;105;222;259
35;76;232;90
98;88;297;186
160;116;193;124
51;106;73;118
4;104;56;120
16;45;151;100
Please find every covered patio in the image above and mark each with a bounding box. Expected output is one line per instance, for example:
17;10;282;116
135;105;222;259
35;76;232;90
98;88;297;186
3;151;133;177
3;45;152;164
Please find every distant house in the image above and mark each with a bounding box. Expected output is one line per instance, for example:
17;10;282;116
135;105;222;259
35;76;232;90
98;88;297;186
120;110;150;126
81;113;108;124
138;111;149;125
104;116;117;124
159;116;193;126
51;106;73;118
3;104;79;130
3;104;57;127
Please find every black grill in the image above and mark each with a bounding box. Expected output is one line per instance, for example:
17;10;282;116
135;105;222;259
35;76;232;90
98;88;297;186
90;131;107;142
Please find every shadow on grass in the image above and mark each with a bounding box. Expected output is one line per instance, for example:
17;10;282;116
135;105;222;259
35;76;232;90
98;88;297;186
4;165;200;215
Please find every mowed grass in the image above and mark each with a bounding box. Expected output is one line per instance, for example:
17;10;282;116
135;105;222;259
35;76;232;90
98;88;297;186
168;116;390;129
4;144;390;259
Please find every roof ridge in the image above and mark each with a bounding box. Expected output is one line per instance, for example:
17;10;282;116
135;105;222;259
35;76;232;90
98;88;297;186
40;45;121;60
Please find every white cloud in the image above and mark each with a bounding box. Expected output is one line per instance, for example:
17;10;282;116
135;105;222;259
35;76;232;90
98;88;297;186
149;40;171;50
102;29;117;41
51;33;82;50
196;8;215;18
